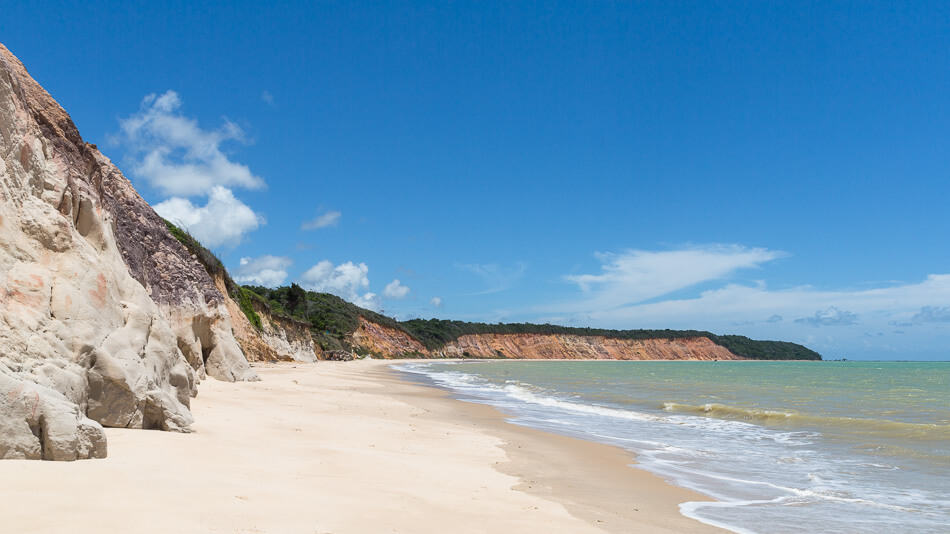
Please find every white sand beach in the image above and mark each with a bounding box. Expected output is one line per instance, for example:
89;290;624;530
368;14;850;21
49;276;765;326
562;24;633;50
0;360;721;533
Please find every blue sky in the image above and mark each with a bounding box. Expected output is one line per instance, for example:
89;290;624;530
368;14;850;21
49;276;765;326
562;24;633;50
4;1;949;360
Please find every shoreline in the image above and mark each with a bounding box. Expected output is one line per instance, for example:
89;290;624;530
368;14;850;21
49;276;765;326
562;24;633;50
0;360;723;533
378;360;725;533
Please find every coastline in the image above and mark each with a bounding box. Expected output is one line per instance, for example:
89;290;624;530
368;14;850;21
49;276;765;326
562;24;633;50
0;359;723;533
379;360;725;533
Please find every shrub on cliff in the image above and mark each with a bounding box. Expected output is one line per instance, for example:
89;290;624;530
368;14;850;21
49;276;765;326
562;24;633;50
242;286;402;351
236;287;263;330
162;219;263;330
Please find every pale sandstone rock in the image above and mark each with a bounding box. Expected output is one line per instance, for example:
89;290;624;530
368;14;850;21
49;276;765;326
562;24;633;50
218;275;319;363
256;311;320;363
97;156;256;382
0;368;106;460
0;42;253;460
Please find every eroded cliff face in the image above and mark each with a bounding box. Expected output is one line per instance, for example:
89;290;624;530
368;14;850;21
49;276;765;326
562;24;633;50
349;317;743;361
351;317;427;356
255;309;320;362
0;43;254;460
216;276;319;363
441;334;742;360
91;151;255;382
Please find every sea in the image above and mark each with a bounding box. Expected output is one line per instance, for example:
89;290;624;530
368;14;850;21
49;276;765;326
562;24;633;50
394;360;950;534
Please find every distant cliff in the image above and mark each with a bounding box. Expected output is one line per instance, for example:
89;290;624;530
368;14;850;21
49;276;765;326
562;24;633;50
247;286;823;361
351;317;742;360
441;333;741;360
166;225;794;365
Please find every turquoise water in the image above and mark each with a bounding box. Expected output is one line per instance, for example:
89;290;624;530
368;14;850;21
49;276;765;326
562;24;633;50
396;361;950;533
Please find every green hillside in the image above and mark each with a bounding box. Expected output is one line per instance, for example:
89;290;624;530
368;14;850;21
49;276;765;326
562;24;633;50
246;286;822;360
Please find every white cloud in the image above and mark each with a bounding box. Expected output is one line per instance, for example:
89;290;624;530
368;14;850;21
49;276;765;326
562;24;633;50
794;307;859;327
299;260;380;310
117;90;265;197
912;306;950;324
261;90;274;106
301;211;341;230
115;90;267;245
233;255;292;287
430;297;443;308
533;244;950;357
383;279;410;299
355;293;380;310
559;274;950;356
588;275;950;325
562;245;783;312
155;186;262;247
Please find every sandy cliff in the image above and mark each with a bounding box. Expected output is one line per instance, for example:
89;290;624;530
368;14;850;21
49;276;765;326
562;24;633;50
351;316;428;355
253;307;320;362
349;317;743;360
441;333;741;360
218;276;319;363
0;43;254;460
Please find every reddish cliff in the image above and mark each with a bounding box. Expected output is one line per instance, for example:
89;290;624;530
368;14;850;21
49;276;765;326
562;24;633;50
348;317;744;361
441;333;741;360
351;317;427;356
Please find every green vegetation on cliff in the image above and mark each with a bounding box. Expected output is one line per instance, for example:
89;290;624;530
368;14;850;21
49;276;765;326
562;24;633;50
398;319;821;360
244;285;402;351
245;286;822;360
163;220;262;330
705;335;821;361
163;220;234;289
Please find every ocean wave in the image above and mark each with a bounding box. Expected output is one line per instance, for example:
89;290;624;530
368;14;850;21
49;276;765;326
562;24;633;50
662;402;950;441
500;384;661;422
398;363;817;447
395;361;950;533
